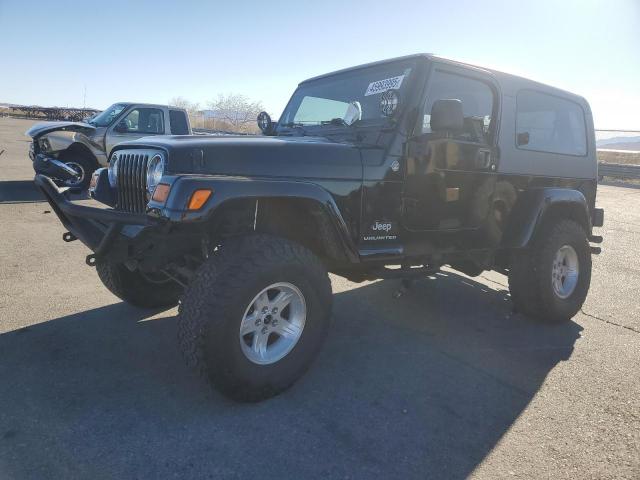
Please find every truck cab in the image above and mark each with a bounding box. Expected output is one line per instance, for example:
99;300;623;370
27;102;191;189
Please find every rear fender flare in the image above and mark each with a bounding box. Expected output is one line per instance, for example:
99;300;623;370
502;188;591;248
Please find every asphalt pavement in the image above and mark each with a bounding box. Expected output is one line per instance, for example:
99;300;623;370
0;118;638;479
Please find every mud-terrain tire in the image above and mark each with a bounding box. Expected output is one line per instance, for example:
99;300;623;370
178;234;332;402
509;219;591;323
96;261;183;308
58;150;98;190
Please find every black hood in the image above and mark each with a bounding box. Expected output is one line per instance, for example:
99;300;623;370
116;135;364;180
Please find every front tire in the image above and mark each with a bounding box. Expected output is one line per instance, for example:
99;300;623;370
58;150;98;190
508;219;592;322
96;261;183;308
178;234;332;402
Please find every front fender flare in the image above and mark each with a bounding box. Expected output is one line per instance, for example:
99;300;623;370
502;188;591;248
155;176;360;263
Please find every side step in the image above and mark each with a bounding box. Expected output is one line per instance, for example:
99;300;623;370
376;265;439;280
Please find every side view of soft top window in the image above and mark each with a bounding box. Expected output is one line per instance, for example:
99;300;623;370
516;90;587;156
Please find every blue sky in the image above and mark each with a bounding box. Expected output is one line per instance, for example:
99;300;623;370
1;0;638;129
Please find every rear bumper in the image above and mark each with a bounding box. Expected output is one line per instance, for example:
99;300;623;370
34;174;164;264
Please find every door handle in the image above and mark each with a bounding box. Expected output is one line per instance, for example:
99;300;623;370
475;149;492;169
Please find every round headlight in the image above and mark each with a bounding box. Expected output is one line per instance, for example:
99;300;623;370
146;154;164;193
108;153;118;187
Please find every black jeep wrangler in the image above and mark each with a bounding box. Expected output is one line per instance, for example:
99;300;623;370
36;54;604;402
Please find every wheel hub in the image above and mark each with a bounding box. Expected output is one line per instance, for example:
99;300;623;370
63;161;85;187
552;245;579;299
239;282;306;365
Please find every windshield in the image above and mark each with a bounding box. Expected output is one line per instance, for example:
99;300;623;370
277;59;417;132
89;103;127;127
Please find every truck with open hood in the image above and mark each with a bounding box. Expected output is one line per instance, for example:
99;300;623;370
27;103;191;189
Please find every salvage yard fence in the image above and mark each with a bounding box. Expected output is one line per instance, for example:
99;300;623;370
598;163;640;180
1;106;100;122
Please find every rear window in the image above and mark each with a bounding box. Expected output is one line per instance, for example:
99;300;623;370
169;110;189;135
516;90;587;156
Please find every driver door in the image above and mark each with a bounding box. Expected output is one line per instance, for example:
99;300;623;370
402;66;499;236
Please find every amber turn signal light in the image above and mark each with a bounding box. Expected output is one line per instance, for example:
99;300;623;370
187;189;212;210
151;183;171;203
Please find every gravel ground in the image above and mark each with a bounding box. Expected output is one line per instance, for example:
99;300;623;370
0;118;638;479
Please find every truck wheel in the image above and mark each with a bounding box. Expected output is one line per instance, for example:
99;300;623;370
178;234;332;402
508;219;591;323
96;261;183;308
58;150;97;189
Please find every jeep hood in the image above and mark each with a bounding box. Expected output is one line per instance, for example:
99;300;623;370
26;121;96;141
117;135;365;181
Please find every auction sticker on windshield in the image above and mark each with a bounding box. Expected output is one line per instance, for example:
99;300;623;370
365;75;405;96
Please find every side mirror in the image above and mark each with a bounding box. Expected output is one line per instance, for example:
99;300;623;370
430;99;464;133
517;131;530;146
114;121;128;133
343;101;362;126
257;111;273;135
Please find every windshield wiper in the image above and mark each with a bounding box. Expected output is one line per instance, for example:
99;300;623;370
320;118;348;127
279;122;308;135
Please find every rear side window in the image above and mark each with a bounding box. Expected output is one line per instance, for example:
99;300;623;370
169;110;189;135
516;90;587;156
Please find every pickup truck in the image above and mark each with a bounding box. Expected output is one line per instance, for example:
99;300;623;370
26;103;191;189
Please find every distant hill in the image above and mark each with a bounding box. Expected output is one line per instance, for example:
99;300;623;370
597;136;640;152
598;142;640;152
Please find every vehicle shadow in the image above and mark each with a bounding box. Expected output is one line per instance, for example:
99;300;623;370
0;180;45;203
0;272;582;479
0;180;89;204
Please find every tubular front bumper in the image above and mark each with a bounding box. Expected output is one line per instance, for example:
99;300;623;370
34;174;164;265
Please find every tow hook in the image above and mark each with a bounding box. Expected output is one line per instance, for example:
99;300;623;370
62;232;77;242
589;235;603;255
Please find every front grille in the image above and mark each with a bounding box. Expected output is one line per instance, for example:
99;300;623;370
116;152;149;213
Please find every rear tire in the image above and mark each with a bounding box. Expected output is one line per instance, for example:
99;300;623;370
508;219;591;323
178;234;332;402
96;261;183;308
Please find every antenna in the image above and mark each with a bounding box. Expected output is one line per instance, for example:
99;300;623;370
83;84;87;109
